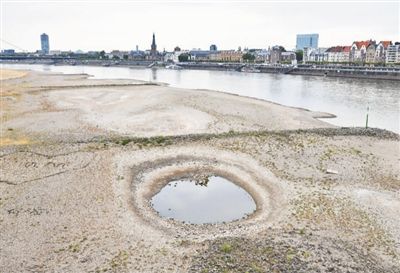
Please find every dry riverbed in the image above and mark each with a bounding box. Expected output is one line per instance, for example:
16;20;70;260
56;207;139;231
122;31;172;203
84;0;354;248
1;69;399;273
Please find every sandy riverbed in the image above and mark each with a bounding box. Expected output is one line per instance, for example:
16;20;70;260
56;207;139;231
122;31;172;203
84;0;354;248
0;69;399;273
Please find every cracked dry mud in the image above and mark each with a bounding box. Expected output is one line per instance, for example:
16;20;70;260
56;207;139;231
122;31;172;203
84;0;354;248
1;69;399;273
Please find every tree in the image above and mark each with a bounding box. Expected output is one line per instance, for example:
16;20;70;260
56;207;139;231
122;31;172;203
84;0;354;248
278;46;286;52
123;54;129;60
242;53;255;62
295;50;303;62
178;53;190;62
99;50;106;59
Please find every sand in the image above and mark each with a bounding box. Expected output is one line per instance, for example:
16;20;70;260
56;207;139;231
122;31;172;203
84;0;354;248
0;69;399;273
0;69;27;80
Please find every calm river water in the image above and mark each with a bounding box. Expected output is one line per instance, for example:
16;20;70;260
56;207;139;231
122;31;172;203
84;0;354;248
3;63;399;133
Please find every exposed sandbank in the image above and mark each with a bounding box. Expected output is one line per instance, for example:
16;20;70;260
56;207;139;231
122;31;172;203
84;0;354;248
0;69;399;273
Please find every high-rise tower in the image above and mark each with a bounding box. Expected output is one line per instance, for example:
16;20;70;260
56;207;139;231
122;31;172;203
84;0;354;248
40;33;50;54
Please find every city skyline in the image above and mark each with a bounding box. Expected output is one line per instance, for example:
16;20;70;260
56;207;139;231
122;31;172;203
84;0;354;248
1;1;398;52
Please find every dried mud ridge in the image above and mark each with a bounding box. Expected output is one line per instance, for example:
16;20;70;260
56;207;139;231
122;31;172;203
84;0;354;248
46;126;400;146
189;232;398;273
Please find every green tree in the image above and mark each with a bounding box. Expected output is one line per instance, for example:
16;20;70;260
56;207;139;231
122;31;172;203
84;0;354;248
242;53;255;62
178;53;190;62
123;54;129;60
278;46;286;52
295;50;303;62
99;50;106;59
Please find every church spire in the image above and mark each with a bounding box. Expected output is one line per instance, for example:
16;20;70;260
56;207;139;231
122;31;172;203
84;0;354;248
151;33;157;52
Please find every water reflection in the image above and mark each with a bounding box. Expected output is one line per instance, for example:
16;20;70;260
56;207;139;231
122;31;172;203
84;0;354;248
151;176;256;224
151;67;157;81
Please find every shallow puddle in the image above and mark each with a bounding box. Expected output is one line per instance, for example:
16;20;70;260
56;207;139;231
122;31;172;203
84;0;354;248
150;176;256;224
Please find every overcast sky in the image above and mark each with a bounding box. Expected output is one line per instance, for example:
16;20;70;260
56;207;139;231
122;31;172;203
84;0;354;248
1;0;399;52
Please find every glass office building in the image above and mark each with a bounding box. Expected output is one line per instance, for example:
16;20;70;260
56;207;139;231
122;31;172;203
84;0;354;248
296;34;319;50
40;33;50;54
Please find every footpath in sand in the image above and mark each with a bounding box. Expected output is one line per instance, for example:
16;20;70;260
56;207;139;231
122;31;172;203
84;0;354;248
0;69;399;273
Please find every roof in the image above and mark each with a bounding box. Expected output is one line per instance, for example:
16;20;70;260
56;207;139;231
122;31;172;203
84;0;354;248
326;46;351;53
326;46;343;53
343;46;351;52
353;40;374;49
189;50;211;57
379;41;392;49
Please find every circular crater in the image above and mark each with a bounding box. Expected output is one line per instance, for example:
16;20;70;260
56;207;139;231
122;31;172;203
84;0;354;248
117;147;286;237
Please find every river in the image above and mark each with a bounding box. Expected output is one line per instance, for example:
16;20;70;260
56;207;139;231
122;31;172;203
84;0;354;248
2;63;399;133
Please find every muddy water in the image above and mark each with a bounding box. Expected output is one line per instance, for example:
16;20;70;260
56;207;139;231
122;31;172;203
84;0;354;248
150;176;256;224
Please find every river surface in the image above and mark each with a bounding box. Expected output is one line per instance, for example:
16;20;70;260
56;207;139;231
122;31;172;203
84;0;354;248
3;63;399;133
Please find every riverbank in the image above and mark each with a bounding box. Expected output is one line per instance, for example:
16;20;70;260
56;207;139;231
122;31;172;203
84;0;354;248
1;69;399;272
2;59;400;81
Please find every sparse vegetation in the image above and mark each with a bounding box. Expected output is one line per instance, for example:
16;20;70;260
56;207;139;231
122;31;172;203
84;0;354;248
220;242;233;253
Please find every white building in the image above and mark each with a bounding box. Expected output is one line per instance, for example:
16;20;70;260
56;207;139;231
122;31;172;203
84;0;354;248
303;47;328;63
326;46;350;63
164;50;189;63
375;41;392;63
350;40;374;63
49;50;61;55
386;44;400;64
255;49;270;63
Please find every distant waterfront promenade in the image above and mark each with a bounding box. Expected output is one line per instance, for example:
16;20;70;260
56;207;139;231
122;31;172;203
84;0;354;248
1;57;400;81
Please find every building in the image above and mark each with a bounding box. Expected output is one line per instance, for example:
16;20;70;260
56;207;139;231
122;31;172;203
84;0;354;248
164;50;189;63
326;46;350;63
350;40;374;63
130;50;146;61
366;42;377;63
189;50;211;61
40;33;49;54
303;47;329;62
255;49;270;63
302;47;328;62
107;50;130;60
281;51;296;63
49;50;61;55
386;43;400;64
1;49;15;55
296;33;319;50
148;33;159;60
270;46;283;64
375;41;392;63
210;44;217;51
209;50;242;62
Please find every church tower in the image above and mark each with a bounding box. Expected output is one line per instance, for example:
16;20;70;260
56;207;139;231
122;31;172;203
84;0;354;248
151;33;157;56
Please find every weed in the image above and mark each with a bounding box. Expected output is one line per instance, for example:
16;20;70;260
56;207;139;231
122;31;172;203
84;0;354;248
110;250;129;269
220;243;233;253
120;138;131;146
68;243;80;253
